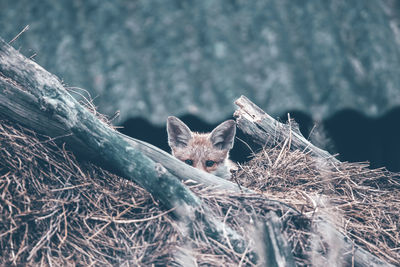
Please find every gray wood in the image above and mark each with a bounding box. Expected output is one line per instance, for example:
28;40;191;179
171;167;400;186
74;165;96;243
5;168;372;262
262;212;296;267
0;38;254;263
234;95;340;165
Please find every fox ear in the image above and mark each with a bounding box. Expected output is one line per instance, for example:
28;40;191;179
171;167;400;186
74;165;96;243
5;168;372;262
209;120;236;150
167;116;193;148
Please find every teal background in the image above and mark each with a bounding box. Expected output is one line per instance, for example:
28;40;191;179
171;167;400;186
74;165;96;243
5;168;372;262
1;0;400;124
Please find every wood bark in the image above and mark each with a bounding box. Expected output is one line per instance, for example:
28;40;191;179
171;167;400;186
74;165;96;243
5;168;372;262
262;212;296;267
0;38;255;263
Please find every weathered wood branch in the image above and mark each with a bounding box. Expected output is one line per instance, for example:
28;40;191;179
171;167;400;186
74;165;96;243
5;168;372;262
0;38;255;262
234;95;393;267
234;95;339;165
262;212;296;267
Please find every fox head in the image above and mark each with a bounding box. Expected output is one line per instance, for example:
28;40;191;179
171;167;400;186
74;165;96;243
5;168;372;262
167;116;236;179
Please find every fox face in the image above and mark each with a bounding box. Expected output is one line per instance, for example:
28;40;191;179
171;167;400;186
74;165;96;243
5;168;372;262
167;116;236;179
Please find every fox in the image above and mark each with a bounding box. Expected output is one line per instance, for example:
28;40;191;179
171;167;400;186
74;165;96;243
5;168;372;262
167;116;236;179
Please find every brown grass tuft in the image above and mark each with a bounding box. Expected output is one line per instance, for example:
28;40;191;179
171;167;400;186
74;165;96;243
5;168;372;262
234;142;400;265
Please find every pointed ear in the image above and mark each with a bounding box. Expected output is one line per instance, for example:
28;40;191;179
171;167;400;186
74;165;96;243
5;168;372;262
209;120;236;150
167;116;193;148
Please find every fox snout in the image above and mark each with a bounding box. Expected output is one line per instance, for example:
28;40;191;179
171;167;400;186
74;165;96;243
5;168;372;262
166;116;236;179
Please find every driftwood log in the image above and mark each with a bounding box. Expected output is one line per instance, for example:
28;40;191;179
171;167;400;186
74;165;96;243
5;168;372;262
0;38;259;263
0;36;393;266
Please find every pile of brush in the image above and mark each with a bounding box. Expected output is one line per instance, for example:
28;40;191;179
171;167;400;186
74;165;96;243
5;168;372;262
0;120;176;265
235;144;400;265
1;118;399;266
0;119;293;266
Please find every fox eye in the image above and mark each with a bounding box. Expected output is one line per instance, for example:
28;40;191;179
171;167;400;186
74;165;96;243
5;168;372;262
205;160;215;167
184;159;193;166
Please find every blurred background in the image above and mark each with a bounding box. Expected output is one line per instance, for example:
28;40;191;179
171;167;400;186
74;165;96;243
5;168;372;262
1;0;400;171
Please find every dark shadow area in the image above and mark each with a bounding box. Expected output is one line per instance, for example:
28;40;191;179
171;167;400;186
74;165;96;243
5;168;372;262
324;108;400;172
119;108;400;172
119;117;169;154
280;109;400;172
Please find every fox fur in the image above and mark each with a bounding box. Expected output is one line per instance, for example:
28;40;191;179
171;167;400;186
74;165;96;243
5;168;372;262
167;116;236;179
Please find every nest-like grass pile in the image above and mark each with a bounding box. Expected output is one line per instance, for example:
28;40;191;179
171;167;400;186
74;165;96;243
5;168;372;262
0;120;298;266
0;120;175;266
235;142;400;265
0;118;399;266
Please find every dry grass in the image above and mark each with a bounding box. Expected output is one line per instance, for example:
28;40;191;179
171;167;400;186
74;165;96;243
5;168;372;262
0;120;290;266
0;119;398;266
234;142;400;265
0;121;178;266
